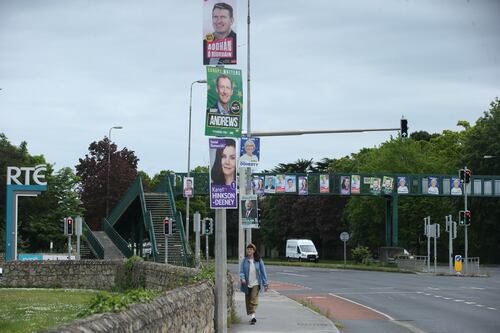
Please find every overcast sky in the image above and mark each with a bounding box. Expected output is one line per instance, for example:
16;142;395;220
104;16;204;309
1;0;499;176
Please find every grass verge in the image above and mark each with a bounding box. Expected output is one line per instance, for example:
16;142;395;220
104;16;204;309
0;288;97;333
228;258;406;273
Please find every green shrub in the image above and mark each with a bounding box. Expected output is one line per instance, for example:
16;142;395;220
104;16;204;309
351;246;372;264
115;256;144;291
78;289;158;317
189;264;215;284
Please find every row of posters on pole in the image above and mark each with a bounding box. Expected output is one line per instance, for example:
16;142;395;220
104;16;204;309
202;1;260;228
253;175;464;196
185;172;466;203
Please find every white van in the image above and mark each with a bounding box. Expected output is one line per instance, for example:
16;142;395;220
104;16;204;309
286;239;319;262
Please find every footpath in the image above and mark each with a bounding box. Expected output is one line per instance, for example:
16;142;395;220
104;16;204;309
230;289;340;333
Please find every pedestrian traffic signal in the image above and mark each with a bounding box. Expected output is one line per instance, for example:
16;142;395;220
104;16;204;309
257;208;262;228
464;210;471;225
164;217;173;235
203;218;213;235
459;169;465;182
459;210;471;225
465;169;471;184
66;217;73;235
400;118;408;138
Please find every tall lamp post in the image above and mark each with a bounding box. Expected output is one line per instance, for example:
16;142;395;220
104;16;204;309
106;126;123;217
186;80;207;239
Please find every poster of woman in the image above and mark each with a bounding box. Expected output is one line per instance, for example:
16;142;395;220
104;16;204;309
319;174;329;193
351;175;361;194
298;176;308;195
276;174;286;193
397;176;409;194
340;175;351;195
450;177;463;195
428;177;440;195
253;175;265;195
209;138;237;209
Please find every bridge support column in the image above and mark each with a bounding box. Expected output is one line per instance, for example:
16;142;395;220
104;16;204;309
385;195;399;247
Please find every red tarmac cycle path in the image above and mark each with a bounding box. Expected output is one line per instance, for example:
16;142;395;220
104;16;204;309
269;280;389;321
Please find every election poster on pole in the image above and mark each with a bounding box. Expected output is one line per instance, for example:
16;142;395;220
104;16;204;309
203;0;237;65
205;66;243;138
209;138;237;209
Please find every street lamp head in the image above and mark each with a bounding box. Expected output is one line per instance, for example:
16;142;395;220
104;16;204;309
196;80;207;83
112;126;123;130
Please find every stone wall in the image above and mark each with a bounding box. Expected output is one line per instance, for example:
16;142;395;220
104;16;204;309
0;260;122;290
0;260;234;332
44;281;215;333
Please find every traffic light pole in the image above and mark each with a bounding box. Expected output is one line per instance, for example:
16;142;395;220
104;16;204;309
464;166;469;274
215;209;227;333
67;235;71;260
165;235;168;265
205;233;209;266
194;212;200;267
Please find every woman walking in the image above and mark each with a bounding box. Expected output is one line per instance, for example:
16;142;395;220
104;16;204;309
239;243;269;325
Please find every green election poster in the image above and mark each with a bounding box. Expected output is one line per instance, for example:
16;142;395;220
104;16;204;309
205;66;243;137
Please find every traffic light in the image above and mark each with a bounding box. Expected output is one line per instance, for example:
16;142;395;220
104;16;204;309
464;169;471;184
164;217;173;235
203;218;213;235
459;210;471;225
66;217;73;235
464;210;471;225
257;208;262;227
400;118;408;138
460;168;472;183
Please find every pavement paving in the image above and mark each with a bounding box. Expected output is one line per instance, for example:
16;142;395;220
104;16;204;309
230;289;340;333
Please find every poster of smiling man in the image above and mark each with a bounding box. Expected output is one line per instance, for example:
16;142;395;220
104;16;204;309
206;66;243;137
203;0;237;65
209;138;237;209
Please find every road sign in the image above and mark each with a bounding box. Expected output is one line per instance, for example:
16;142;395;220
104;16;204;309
340;232;349;241
455;255;463;273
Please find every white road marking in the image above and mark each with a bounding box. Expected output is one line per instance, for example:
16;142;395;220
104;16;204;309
328;293;394;320
278;272;308;277
465;301;476;305
434;295;443;298
328;293;427;333
475;304;484;307
487;307;497;310
443;297;451;300
454;299;465;302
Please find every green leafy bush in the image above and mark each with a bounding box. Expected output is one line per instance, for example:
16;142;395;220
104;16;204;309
115;256;145;291
351;246;372;264
189;264;215;284
79;289;158;317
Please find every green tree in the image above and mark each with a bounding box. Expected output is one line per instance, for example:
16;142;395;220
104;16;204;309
19;167;84;252
462;98;500;262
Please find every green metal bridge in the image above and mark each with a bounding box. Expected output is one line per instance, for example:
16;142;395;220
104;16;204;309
171;171;500;247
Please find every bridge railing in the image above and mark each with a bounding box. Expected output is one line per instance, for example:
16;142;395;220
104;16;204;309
396;255;427;272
